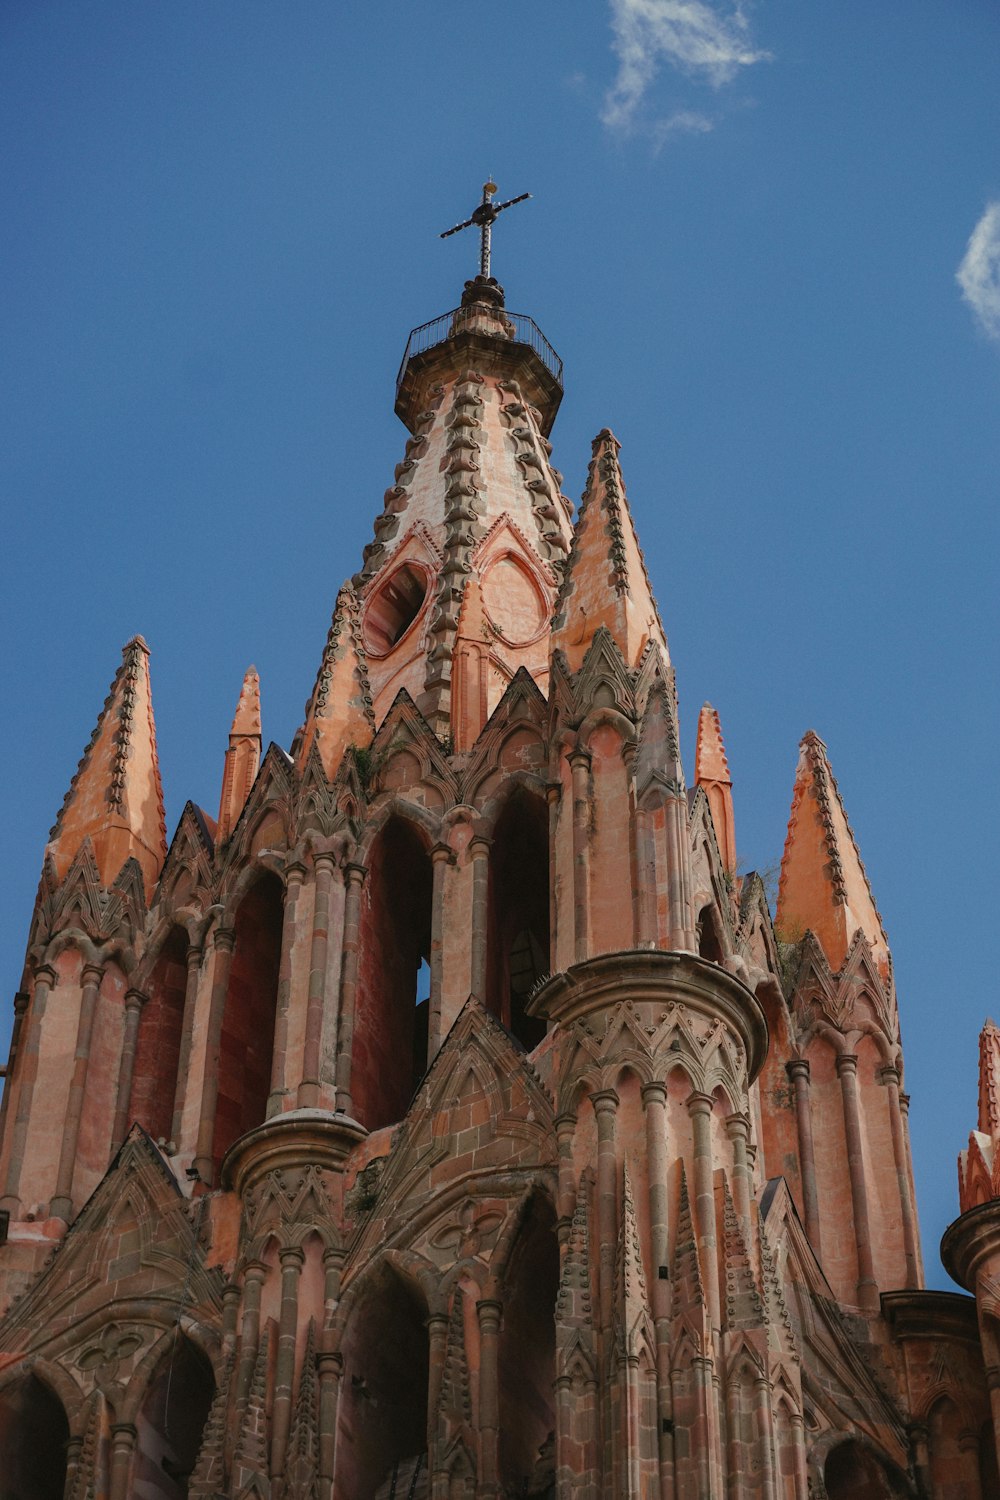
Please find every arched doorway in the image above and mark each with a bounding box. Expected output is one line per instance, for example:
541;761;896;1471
0;1370;70;1500
486;788;549;1052
498;1194;559;1496
131;1335;215;1498
213;872;283;1172
335;1263;430;1499
824;1438;910;1498
131;925;188;1144
354;817;433;1130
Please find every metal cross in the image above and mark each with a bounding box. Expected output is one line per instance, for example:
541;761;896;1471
439;179;531;280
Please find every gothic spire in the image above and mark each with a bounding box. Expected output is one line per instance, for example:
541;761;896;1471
776;730;889;975
978;1018;1000;1139
296;581;375;778
695;702;736;873
217;665;262;844
46;635;167;899
551;429;668;673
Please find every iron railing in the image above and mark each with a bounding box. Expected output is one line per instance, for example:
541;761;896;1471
396;307;563;395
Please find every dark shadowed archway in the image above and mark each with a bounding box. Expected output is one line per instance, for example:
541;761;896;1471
131;925;188;1143
0;1371;70;1500
131;1335;215;1498
486;788;549;1053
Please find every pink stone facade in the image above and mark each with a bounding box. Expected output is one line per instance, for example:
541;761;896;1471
0;273;995;1498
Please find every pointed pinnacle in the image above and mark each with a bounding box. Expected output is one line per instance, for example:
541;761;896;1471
695;704;732;785
230;665;262;738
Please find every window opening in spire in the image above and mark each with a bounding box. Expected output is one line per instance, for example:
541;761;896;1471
363;563;430;657
487;788;549;1052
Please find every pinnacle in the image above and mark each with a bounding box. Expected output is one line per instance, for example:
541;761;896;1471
695;704;731;785
551;429;668;673
231;665;262;738
776;728;889;975
297;581;375;778
46;635;167;900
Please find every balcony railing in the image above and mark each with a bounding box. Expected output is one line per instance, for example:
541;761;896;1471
396;307;563;396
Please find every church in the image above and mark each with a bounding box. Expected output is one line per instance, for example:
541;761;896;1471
1;186;999;1499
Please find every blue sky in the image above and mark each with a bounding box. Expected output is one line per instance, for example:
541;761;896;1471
2;3;998;1288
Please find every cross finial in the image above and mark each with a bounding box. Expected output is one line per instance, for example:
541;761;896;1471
439;179;532;280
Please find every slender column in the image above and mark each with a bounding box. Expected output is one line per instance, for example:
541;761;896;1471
725;1375;743;1500
693;1355;715;1500
908;1422;931;1500
591;1089;619;1336
477;1298;502;1497
554;1112;577;1241
222;1282;241;1354
170;942;203;1144
110;989;147;1154
546;783;560;969
50;961;105;1221
725;1113;753;1234
108;1423;136;1500
569;749;592;963
192;929;235;1186
665;789;696;952
835;1053;879;1309
2;965;56;1211
688;1093;721;1333
880;1065;919;1288
428;844;452;1058
64;1433;84;1499
786;1059;821;1257
469;836;491;1004
790;1410;809;1500
318;1344;343;1491
635;804;657;948
0;992;29;1143
754;1377;777;1500
334;863;366;1116
235;1262;267;1407
642;1083;670;1317
269;863;306;1115
426;1311;450;1477
270;1246;304;1480
899;1092;924;1282
299;854;336;1107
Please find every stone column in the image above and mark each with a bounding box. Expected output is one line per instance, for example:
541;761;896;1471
108;1422;136;1500
270;1245;305;1480
270;862;306;1116
469;836;490;1005
908;1422;931;1499
318;1344;343;1492
665;789;697;953
546;783;560;969
790;1410;809;1500
725;1113;753;1235
569;749;592;964
899;1091;924;1283
641;1082;670;1312
0;992;29;1144
591;1089;619;1337
193;928;235;1186
222;1281;241;1354
299;853;337;1108
428;844;452;1059
635;803;658;949
335;863;366;1117
881;1064;919;1288
477;1298;503;1497
835;1053;879;1310
50;961;105;1221
235;1262;267;1407
786;1059;821;1257
554;1112;577;1241
110;988;147;1154
171;942;203;1145
426;1311;450;1475
688;1092;721;1333
2;965;56;1211
754;1377;777;1500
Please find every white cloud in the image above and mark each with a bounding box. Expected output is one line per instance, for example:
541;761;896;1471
602;0;768;134
957;202;1000;342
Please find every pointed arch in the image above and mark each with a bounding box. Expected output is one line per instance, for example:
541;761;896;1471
824;1437;912;1498
496;1189;559;1496
129;923;188;1144
0;1366;71;1499
125;1330;215;1498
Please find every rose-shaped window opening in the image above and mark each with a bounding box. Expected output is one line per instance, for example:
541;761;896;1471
363;562;431;657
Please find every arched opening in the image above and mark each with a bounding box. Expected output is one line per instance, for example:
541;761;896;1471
212;872;283;1172
486;788;549;1052
824;1439;910;1498
498;1194;559;1496
336;1264;429;1499
131;1336;215;1498
131;925;188;1144
0;1371;70;1500
697;903;725;965
363;562;430;656
928;1396;981;1500
355;818;433;1131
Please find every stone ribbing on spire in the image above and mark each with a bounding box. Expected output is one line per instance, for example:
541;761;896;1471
776;730;889;975
695;703;736;873
551;429;669;673
979;1019;1000;1138
46;635;167;899
296;582;375;778
721;1178;764;1331
217;666;262;844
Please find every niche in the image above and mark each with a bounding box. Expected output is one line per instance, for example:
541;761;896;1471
131;1336;215;1498
213;872;283;1172
354;818;433;1130
0;1371;69;1500
131;926;188;1144
486;788;549;1052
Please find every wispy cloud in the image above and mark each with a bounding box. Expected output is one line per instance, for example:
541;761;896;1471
957;202;1000;342
602;0;768;136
